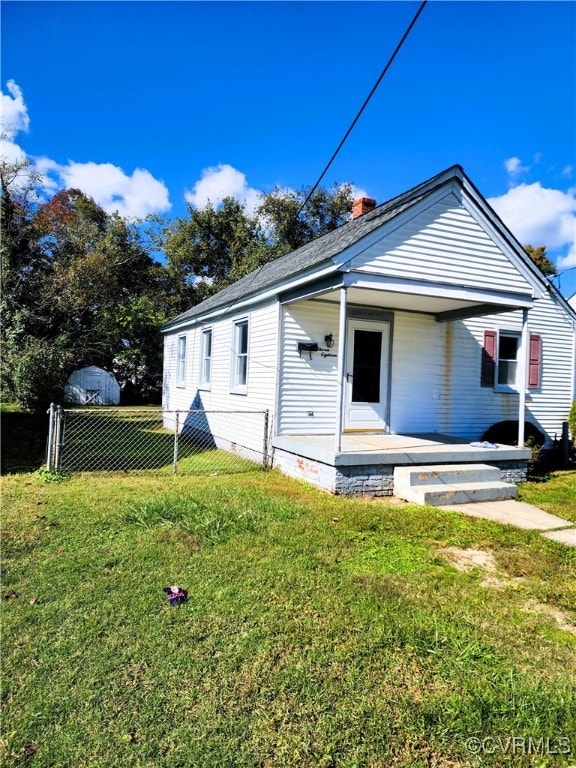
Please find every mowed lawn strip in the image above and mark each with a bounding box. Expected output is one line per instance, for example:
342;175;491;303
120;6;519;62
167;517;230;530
2;469;575;767
519;469;576;524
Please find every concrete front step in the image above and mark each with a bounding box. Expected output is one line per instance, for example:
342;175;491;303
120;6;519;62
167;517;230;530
395;463;502;487
408;480;518;506
394;464;518;506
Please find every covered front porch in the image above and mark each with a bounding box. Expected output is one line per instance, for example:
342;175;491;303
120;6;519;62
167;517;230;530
271;432;531;496
279;269;540;450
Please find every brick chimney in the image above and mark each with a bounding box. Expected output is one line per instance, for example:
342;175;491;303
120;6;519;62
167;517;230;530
352;197;376;219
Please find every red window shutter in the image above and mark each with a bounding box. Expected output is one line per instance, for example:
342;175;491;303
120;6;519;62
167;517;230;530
481;330;497;387
528;334;542;389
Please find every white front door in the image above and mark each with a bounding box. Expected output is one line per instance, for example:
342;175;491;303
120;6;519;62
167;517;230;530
344;320;390;431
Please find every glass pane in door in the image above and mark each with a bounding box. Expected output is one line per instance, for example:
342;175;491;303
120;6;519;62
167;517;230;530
351;330;381;403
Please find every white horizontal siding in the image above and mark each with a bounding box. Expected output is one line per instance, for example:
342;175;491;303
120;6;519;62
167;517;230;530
447;292;575;446
349;192;533;295
279;305;461;437
163;329;200;412
389;312;449;434
278;301;340;434
162;301;279;452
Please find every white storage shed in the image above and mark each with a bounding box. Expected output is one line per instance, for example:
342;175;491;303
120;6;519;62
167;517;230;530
64;366;121;406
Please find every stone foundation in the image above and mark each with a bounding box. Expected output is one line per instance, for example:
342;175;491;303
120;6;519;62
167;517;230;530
334;465;395;496
272;447;529;497
491;461;528;485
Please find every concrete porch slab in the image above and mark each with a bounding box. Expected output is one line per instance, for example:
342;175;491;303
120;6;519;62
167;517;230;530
438;500;572;531
272;433;531;467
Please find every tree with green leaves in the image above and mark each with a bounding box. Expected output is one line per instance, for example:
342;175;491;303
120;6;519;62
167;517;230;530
162;196;266;290
258;182;354;258
161;182;355;291
1;166;356;411
524;244;557;277
0;160;70;411
1;178;176;409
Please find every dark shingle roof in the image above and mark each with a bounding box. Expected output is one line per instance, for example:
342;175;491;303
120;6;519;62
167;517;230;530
162;165;464;330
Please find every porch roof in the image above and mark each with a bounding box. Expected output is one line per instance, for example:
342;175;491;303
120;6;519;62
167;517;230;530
278;271;536;322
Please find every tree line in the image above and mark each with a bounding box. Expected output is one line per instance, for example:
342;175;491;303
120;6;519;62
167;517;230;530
1;158;355;411
1;158;557;413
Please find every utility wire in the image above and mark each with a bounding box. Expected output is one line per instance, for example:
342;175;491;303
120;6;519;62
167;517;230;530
171;1;427;332
296;0;428;218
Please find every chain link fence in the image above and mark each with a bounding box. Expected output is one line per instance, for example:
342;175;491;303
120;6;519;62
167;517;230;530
46;405;270;475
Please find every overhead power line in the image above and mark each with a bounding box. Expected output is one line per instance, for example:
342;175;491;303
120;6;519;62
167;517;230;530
297;0;428;217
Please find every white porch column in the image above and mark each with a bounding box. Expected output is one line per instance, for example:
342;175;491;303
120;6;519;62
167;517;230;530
518;308;529;447
334;286;348;453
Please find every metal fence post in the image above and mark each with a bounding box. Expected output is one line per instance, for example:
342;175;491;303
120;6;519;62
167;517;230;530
262;409;270;468
54;405;64;472
46;403;56;471
173;410;180;474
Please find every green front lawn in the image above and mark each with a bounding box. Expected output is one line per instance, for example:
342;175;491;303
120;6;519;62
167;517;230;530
519;470;576;524
2;470;575;767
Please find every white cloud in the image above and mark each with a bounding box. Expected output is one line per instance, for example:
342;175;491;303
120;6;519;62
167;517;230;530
34;156;62;193
52;161;171;218
557;242;576;270
185;164;262;214
504;156;530;178
488;182;576;268
0;80;171;218
36;159;172;219
0;136;27;165
1;80;30;175
347;182;369;201
184;166;371;222
1;79;30;138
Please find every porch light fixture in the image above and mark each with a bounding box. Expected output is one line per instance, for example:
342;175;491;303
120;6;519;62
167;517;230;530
324;333;334;349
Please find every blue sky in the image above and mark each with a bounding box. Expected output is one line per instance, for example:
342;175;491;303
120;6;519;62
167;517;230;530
2;1;575;295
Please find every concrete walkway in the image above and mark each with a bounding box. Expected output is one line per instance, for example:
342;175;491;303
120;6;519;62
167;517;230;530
439;500;576;547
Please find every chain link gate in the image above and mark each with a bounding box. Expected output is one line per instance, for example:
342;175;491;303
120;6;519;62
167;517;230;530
46;404;270;475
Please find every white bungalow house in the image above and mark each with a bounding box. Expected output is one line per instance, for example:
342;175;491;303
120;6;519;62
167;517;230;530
162;166;576;499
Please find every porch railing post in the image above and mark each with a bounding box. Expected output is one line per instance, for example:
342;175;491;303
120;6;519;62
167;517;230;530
334;286;348;454
518;308;528;447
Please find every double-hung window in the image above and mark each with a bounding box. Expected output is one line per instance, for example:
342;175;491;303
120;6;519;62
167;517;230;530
200;328;212;388
481;329;542;391
231;318;249;393
176;335;187;387
496;332;520;389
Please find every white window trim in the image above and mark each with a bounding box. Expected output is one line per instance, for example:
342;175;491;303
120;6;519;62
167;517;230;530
495;330;521;393
176;334;187;388
230;317;249;395
199;327;213;390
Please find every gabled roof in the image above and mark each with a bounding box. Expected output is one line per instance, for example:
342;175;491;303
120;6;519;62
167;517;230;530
162;164;565;331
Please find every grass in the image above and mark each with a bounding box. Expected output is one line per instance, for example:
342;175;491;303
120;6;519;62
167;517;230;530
2;468;575;767
519;469;576;524
1;403;260;476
